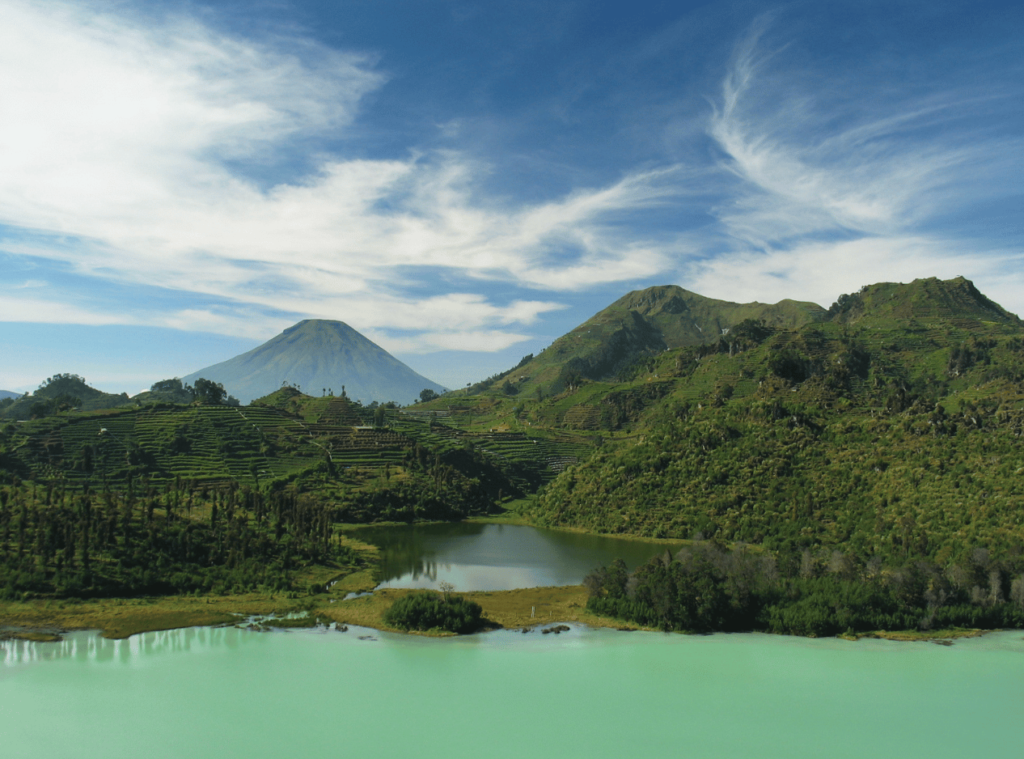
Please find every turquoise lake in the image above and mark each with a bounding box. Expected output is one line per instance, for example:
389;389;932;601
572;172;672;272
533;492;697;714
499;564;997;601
2;625;1022;758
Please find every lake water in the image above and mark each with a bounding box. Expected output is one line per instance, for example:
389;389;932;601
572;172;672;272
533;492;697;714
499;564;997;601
3;625;1022;758
354;522;682;590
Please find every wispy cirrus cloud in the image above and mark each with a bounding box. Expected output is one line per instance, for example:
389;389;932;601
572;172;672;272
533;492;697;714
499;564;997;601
689;13;1024;313
0;0;682;352
2;0;1022;377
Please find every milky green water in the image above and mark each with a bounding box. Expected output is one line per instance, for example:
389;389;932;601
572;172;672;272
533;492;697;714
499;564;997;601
2;626;1022;758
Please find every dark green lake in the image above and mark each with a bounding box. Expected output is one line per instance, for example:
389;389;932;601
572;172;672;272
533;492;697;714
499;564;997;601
353;522;681;590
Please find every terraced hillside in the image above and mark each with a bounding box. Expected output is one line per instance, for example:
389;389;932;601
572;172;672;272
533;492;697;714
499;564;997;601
0;383;596;515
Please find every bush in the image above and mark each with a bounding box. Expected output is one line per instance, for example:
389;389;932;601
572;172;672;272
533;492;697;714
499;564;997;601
384;591;483;634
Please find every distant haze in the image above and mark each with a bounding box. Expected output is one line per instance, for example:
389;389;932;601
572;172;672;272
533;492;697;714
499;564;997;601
182;320;446;405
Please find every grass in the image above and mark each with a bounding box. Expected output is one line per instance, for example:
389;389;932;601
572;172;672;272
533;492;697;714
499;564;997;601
0;583;644;640
318;585;646;634
842;628;991;642
2;572;993;642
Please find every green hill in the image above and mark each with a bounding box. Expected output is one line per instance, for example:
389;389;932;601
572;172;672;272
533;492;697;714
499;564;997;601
521;277;1024;562
0;374;130;421
182;320;446;405
829;276;1021;326
498;285;827;398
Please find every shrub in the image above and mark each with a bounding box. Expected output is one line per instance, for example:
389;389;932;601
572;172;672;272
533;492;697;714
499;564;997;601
384;591;483;634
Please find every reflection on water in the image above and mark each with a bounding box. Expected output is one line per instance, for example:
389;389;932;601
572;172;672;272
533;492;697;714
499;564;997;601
354;522;683;591
1;626;249;669
3;627;1023;759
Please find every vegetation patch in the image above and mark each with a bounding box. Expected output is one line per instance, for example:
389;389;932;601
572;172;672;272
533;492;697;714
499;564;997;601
383;590;483;634
583;543;1024;636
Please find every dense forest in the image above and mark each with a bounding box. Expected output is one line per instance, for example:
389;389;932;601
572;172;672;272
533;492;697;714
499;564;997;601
585;542;1024;636
0;476;354;599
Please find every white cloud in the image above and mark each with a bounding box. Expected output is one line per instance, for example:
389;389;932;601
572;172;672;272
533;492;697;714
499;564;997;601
2;2;1022;365
688;16;1024;314
707;17;1023;246
0;295;128;326
685;236;1024;316
0;0;680;349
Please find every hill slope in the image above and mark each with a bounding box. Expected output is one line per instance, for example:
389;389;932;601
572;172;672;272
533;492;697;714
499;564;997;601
829;276;1021;325
0;374;130;420
522;277;1024;562
503;286;827;396
183;320;446;405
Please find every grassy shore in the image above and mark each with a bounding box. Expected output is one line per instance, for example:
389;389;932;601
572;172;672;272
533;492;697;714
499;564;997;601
2;583;997;642
840;628;991;642
319;585;647;634
0;517;996;643
0;582;643;640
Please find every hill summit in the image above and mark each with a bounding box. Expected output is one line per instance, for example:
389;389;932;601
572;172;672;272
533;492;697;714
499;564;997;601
182;320;445;405
828;276;1022;325
507;285;828;394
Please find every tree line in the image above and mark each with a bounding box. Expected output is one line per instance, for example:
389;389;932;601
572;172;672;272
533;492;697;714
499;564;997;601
585;541;1024;635
0;476;355;599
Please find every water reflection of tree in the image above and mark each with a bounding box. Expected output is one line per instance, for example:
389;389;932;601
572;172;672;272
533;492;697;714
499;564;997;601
360;523;486;584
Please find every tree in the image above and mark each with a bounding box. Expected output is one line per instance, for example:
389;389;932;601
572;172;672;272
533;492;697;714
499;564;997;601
151;378;183;393
193;378;227;405
419;388;439;403
439;581;455;603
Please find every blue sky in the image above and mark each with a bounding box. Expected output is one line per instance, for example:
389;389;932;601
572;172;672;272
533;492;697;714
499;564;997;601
1;0;1022;394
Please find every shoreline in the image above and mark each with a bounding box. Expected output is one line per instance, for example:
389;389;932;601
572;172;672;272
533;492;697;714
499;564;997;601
0;516;1006;645
0;583;999;644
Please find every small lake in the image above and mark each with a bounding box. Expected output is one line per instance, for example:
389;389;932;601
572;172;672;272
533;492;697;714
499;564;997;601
3;626;1022;758
352;522;681;590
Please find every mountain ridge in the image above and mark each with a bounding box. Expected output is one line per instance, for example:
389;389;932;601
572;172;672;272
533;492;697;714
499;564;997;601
499;285;829;396
486;276;1021;399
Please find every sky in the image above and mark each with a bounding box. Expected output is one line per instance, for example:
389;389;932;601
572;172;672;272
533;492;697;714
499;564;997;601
1;0;1022;395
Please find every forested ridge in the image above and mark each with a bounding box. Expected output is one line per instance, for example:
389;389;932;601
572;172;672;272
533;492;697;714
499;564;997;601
513;277;1024;632
4;275;1024;638
0;382;567;601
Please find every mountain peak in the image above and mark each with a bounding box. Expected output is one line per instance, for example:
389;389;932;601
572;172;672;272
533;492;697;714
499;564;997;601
829;276;1020;325
285;319;352;331
510;284;828;393
182;320;444;405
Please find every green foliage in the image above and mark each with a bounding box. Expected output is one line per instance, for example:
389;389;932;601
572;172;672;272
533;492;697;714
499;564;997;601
29;393;81;419
192;378;227;405
0;478;356;600
151;378;184;393
531;278;1024;567
383;590;483;633
1;375;130;421
585;543;1024;635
